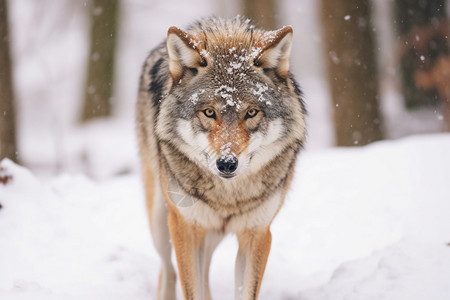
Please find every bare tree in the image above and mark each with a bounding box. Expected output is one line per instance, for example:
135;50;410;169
0;0;18;162
81;0;119;121
321;0;384;146
396;17;450;131
394;0;448;110
241;0;278;29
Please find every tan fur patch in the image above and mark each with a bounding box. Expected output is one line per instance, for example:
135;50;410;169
141;159;155;230
209;121;250;157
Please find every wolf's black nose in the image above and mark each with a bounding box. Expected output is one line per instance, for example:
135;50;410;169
216;155;238;174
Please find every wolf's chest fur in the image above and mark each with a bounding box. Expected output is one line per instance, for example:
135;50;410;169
160;139;297;231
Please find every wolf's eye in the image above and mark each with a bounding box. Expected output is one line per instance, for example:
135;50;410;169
245;108;259;119
203;108;216;119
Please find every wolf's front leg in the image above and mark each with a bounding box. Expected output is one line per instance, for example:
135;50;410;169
235;229;272;300
168;209;222;300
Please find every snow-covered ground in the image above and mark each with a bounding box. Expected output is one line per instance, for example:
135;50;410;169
1;133;450;300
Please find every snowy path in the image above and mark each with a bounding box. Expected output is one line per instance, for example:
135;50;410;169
1;134;450;299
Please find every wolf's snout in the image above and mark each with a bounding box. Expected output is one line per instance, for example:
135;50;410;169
216;155;238;175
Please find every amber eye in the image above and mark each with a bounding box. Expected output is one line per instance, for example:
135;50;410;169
203;108;216;119
245;108;259;119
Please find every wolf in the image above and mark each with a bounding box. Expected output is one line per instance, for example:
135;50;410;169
136;16;306;300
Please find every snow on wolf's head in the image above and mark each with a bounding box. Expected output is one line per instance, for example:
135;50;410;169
157;17;306;179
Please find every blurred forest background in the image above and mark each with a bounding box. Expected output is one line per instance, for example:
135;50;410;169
1;0;449;178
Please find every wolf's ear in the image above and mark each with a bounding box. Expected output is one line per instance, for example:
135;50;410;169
167;26;205;81
254;26;293;77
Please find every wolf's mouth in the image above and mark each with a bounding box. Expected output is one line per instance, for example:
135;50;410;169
219;173;236;179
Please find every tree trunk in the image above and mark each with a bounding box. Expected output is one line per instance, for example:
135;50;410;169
321;0;384;146
242;0;278;30
81;0;119;122
394;0;448;109
0;0;18;162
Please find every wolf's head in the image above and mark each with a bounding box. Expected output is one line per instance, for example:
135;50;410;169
156;17;306;180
